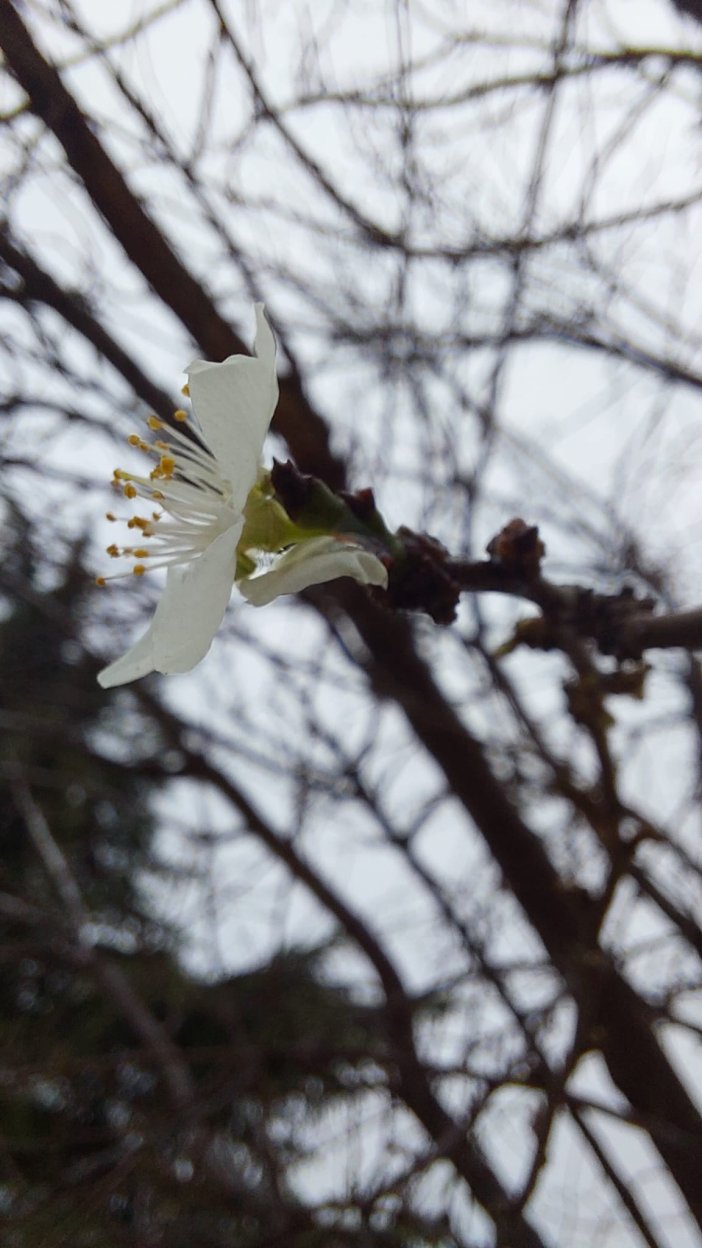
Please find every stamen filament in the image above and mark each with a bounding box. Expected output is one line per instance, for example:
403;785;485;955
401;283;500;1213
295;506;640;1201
104;398;245;589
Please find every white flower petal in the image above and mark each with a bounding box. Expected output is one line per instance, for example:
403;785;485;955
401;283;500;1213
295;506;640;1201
239;535;388;607
97;620;162;689
252;301;276;370
187;304;278;511
98;522;242;687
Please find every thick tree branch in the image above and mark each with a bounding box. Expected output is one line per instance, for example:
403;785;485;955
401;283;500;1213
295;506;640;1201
342;584;702;1218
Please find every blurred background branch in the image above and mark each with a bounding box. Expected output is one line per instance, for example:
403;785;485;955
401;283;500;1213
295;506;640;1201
0;2;701;1245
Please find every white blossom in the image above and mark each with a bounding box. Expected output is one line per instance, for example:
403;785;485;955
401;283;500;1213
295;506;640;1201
98;305;277;687
98;306;388;688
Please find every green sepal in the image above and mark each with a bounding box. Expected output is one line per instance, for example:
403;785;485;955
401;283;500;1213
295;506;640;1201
239;479;309;555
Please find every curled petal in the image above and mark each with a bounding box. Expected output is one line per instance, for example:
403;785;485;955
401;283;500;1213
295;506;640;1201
187;304;278;512
97;616;162;689
239;535;388;608
98;522;242;687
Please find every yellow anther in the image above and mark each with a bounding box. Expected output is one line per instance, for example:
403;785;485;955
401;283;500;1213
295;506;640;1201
154;440;168;450
133;548;149;559
151;491;164;501
113;469;125;480
105;512;117;522
123;483;137;499
147;416;163;431
95;576;107;587
159;456;175;478
127;434;141;446
181;383;190;397
130;516;150;531
106;544;120;558
133;564;146;576
174;408;188;422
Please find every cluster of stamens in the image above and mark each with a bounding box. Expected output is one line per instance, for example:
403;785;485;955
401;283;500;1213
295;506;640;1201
97;399;236;586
